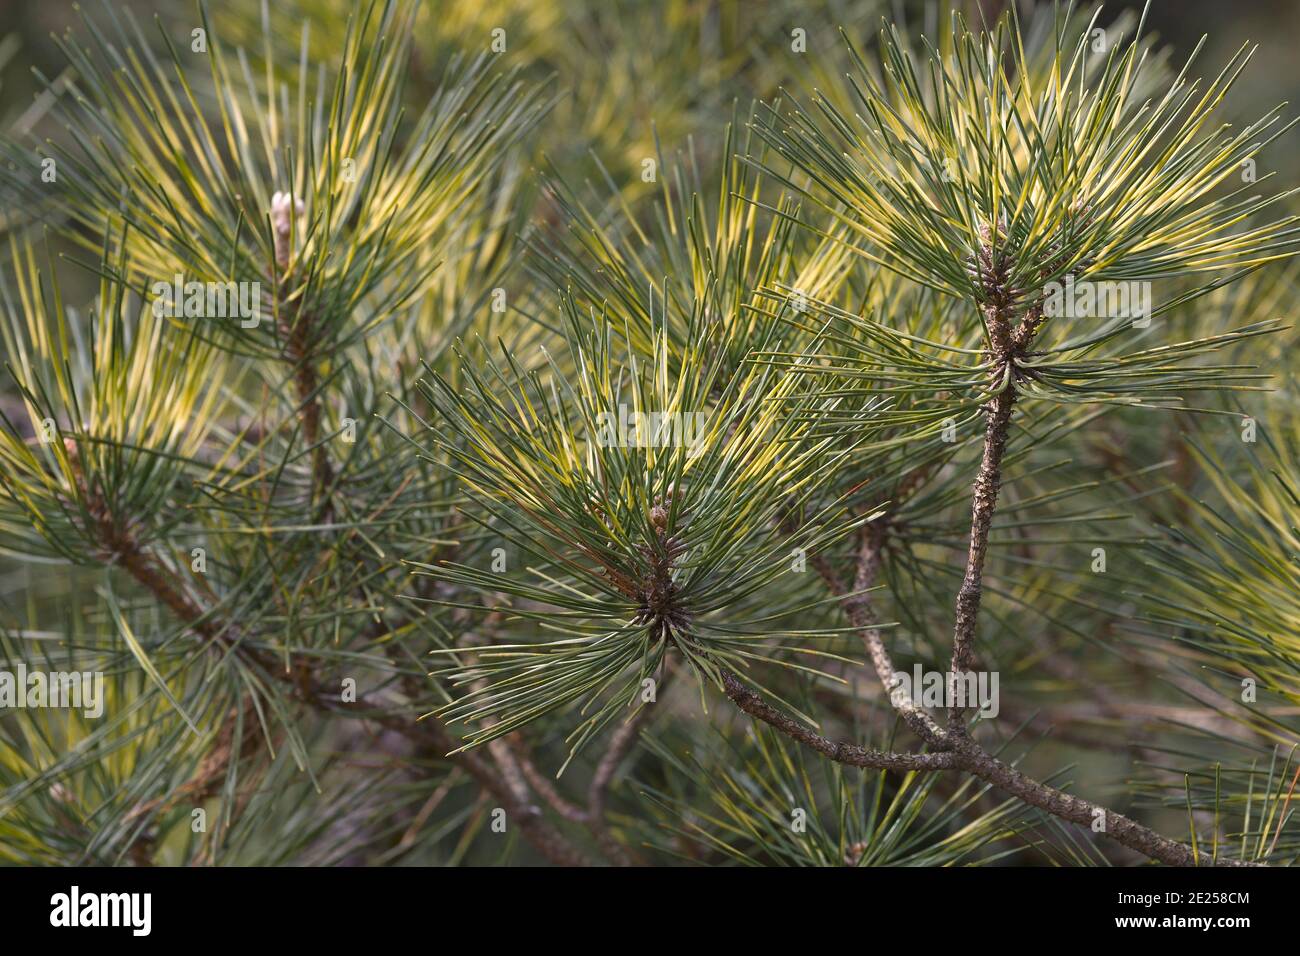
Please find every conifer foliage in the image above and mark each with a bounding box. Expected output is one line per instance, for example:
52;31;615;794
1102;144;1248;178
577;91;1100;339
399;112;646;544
0;0;1297;867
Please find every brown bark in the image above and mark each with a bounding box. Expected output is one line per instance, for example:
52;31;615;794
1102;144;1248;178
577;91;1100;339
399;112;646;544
947;385;1015;728
720;670;959;772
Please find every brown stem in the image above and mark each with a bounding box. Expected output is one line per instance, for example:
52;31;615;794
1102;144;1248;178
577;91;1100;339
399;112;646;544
276;304;589;863
509;671;677;865
419;722;591;867
102;515;592;866
948;384;1015;729
949;738;1254;867
586;680;671;867
752;352;1254;864
813;529;948;747
582;716;645;866
283;311;336;515
514;748;590;824
720;670;958;772
722;657;1256;865
375;625;592;866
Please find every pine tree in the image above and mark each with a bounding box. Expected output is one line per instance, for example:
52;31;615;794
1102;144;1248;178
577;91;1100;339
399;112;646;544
0;0;1297;867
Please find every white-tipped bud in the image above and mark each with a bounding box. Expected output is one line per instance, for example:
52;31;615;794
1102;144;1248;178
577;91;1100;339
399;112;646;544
270;191;304;268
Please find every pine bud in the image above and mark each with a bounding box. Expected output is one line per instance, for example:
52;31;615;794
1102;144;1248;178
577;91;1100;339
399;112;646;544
270;191;305;269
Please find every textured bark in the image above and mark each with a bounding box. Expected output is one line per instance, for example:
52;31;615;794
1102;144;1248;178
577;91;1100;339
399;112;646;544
421;724;592;867
820;528;950;747
720;670;958;772
950;739;1256;867
947;384;1015;728
283;312;337;515
585;712;651;866
515;749;589;824
94;503;593;866
723;278;1254;865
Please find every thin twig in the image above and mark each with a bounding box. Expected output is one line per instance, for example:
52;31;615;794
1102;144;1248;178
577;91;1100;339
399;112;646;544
948;384;1016;729
813;528;949;747
585;676;673;867
720;670;959;772
949;738;1254;867
100;516;592;866
514;747;590;824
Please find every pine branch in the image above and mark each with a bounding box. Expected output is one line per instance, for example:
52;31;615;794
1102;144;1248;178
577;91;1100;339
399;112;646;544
5;0;1298;869
739;477;1261;866
95;501;592;866
812;525;949;747
719;670;959;772
584;665;677;866
949;739;1254;868
948;290;1025;729
515;748;589;825
281;301;337;518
